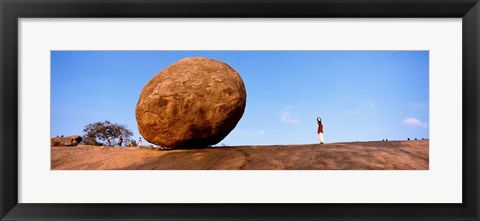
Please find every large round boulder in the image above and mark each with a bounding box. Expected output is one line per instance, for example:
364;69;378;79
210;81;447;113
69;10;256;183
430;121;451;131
135;57;246;148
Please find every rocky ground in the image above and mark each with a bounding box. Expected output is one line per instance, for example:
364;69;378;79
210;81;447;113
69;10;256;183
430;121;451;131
51;140;428;170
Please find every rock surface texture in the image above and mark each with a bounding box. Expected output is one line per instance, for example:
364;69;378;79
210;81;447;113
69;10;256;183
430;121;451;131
51;136;82;146
135;57;246;148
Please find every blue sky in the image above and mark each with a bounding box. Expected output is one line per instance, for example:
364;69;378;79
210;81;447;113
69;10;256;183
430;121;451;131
51;51;429;146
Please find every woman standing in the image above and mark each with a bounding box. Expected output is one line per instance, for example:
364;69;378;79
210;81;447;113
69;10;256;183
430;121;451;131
317;117;324;144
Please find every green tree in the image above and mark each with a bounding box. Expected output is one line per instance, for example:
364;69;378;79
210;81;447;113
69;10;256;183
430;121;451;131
82;121;133;147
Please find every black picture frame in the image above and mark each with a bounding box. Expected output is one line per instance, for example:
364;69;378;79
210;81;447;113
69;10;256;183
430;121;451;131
1;0;479;220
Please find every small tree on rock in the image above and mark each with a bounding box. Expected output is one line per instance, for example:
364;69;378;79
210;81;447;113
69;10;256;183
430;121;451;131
82;121;133;147
130;140;137;147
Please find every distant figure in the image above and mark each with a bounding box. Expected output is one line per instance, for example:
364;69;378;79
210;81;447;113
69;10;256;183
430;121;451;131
408;138;410;141
386;139;388;141
118;136;123;147
138;137;142;148
61;135;64;137
422;138;424;140
317;117;324;144
415;138;417;140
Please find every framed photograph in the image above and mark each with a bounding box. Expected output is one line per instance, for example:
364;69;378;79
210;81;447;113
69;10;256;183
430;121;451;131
1;0;479;220
49;50;430;171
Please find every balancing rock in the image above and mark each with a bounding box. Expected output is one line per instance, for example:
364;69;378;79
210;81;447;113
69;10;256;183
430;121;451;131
135;57;246;148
